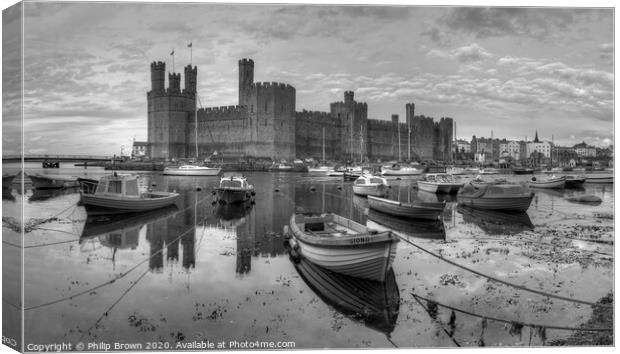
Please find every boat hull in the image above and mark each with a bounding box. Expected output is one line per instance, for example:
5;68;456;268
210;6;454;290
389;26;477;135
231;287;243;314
367;196;444;220
352;184;388;197
80;192;180;215
216;188;253;204
381;167;423;176
564;177;586;188
528;177;566;189
29;174;79;189
417;181;462;194
585;174;613;183
457;193;534;212
163;167;221;176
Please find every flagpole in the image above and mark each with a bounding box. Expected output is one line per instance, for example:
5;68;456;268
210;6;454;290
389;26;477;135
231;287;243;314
171;48;175;72
189;40;193;65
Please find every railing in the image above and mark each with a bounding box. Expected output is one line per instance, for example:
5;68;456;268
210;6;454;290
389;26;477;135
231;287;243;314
2;154;116;161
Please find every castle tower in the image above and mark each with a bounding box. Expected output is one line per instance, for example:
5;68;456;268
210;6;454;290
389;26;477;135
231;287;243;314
184;65;197;95
168;72;181;93
344;91;354;104
238;58;254;107
150;61;165;92
330;91;368;162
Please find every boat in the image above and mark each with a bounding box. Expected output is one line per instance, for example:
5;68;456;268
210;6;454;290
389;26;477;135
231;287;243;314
469;176;508;189
29;174;80;189
564;175;586;188
352;175;389;197
585;173;613;183
367;210;446;240
80;173;180;215
284;213;399;282
42;160;60;168
478;167;500;175
270;162;293;171
417;173;464;194
457;183;534;212
527;175;566;189
542;167;564;174
343;169;362;181
308;166;331;174
291;257;400;335
456;205;534;235
215;175;254;204
367;195;445;220
77;177;99;194
380;164;424;176
513;167;534;175
163;164;221;176
445;166;466;175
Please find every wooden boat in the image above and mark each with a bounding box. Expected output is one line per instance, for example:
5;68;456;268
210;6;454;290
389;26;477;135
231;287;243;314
456;205;534;235
352;175;389;197
527;175;566;189
380;164;424;176
291;257;400;335
80;173;180;215
284;213;399;282
215;175;254;204
457;183;534;212
29;174;80;189
367;195;445;220
564;175;586;188
513;167;534;175
585;173;613;183
367;210;446;240
417;173;463;194
163;164;221;176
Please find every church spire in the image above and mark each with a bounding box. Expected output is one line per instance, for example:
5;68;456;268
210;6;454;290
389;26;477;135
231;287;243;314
534;130;539;143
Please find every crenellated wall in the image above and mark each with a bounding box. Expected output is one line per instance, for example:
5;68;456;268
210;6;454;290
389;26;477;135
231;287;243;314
330;91;368;162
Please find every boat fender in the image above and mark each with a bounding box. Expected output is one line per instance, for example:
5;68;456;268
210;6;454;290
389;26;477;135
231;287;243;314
287;237;299;250
275;188;280;192
151;183;157;186
282;225;290;238
337;186;342;190
196;186;202;191
212;190;217;195
310;186;316;192
531;177;537;181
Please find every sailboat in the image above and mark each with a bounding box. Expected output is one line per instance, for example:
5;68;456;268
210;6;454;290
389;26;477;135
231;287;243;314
308;128;332;175
163;93;222;176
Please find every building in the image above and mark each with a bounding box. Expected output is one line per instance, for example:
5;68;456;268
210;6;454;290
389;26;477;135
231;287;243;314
573;141;597;158
147;59;453;162
131;141;148;159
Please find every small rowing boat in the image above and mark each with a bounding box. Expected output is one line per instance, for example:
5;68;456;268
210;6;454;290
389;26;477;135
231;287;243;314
163;164;221;176
457;183;534;212
417;173;463;194
380;164;424;176
527;175;566;189
284;213;399;282
367;195;445;220
352;175;389;197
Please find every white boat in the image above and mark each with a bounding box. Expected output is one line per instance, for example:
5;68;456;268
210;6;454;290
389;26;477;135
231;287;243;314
352;175;389;197
585;173;613;183
308;166;331;174
163;165;221;176
446;166;466;175
417;173;464;194
380;164;423;176
284;213;399;282
80;173;180;215
29;174;79;189
215;175;254;203
527;175;566;189
542;167;564;174
270;163;293;171
478;168;500;175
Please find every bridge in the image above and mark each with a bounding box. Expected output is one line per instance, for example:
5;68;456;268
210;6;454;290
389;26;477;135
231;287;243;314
2;154;120;163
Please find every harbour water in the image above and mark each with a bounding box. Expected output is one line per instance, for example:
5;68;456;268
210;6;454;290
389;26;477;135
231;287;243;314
2;163;614;348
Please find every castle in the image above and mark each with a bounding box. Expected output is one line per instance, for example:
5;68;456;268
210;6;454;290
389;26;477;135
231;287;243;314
147;59;453;163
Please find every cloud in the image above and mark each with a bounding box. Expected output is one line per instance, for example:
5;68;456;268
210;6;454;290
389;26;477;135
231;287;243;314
426;44;492;64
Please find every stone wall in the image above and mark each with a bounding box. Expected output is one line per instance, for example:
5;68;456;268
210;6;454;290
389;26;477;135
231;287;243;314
295;110;340;161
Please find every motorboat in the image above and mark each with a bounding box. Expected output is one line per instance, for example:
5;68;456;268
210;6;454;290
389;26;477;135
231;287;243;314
457;183;534;212
80;173;180;215
417;173;464;194
308;165;331;174
478;167;500;175
527;175;566;189
163;164;221;176
513;167;534;175
77;177;99;194
367;195;445;220
380;164;424;176
352;174;389;197
215;175;255;204
284;213;399;282
270;162;293;171
29;174;79;189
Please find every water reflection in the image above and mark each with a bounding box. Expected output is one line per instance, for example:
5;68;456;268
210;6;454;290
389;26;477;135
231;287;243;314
214;200;255;275
367;210;446;240
456;205;534;235
292;257;400;336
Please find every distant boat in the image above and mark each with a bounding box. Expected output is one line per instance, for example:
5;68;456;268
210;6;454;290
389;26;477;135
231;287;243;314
445;166;466;175
564;175;586;188
478;167;500;175
380;164;423;176
42;160;60;168
367;210;446;240
284;213;399;282
29;174;80;189
528;175;566;189
367;195;445;220
352;175;389;197
80;173;179;215
457;183;534;212
542;167;564;174
417;173;463;194
270;162;293;171
585;173;613;183
308;166;331;174
163;165;221;176
291;257;400;335
513;167;534;175
215;175;254;204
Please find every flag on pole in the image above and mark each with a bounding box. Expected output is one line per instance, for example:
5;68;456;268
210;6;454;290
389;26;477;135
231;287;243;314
188;42;192;48
170;49;175;55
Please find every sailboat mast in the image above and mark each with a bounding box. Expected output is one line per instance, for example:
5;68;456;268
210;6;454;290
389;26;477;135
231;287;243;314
322;127;325;163
350;116;353;163
397;119;401;161
359;124;363;163
194;98;198;159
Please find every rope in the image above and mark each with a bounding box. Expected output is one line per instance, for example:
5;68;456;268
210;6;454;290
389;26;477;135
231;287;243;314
410;292;613;332
456;237;613;257
396;235;613;309
411;292;461;347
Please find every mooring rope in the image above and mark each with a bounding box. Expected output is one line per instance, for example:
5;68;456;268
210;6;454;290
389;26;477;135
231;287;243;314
396;235;613;309
410;291;613;332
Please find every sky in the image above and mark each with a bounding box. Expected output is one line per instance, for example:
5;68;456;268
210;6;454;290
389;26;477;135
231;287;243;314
1;1;615;156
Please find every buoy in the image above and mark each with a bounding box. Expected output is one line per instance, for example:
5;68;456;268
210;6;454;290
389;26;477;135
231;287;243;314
196;186;202;191
337;186;342;190
275;188;280;192
151;183;157;187
310;186;316;192
212;191;216;195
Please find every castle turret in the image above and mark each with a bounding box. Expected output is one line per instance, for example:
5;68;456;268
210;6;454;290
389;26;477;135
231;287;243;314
184;65;197;94
150;61;165;92
239;58;254;107
168;72;181;93
344;91;354;104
